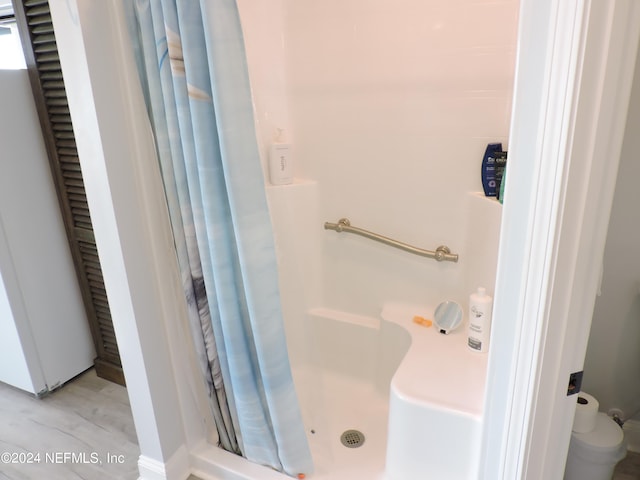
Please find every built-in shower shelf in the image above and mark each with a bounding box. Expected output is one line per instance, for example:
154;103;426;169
381;302;487;417
382;302;488;479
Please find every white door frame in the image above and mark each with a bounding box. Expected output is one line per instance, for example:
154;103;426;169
481;0;640;478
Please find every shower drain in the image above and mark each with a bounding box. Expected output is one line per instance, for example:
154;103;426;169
340;429;365;448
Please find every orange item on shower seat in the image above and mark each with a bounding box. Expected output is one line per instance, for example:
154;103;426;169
412;315;432;327
297;475;306;479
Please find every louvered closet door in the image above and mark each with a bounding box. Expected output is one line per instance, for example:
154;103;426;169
12;0;125;386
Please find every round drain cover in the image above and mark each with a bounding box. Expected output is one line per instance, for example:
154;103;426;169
340;429;365;448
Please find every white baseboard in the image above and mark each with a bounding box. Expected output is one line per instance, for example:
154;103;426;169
624;419;640;453
138;445;190;480
136;441;291;480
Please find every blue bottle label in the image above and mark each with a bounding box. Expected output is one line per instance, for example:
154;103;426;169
482;143;503;196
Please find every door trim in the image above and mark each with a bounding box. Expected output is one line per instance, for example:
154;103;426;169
481;1;640;478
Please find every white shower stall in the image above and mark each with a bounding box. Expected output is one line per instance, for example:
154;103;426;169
246;2;516;476
241;0;518;316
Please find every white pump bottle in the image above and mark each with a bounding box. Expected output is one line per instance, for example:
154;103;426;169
268;129;293;185
468;287;493;353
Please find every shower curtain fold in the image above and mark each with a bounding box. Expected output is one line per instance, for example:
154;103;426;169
124;0;313;476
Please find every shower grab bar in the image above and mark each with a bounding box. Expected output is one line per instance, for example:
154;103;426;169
323;218;459;263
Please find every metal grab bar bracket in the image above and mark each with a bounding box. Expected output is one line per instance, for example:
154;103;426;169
324;217;459;263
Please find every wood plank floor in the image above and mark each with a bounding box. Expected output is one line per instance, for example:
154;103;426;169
7;368;634;480
0;368;139;480
614;450;640;480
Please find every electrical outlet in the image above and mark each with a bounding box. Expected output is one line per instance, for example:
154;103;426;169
567;371;583;395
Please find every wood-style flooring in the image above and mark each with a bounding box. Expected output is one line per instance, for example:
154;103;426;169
0;368;139;480
615;450;640;480
2;368;636;480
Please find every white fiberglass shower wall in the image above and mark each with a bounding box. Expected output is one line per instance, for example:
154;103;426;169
239;1;519;478
240;0;519;313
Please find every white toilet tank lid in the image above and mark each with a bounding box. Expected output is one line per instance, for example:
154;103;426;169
572;413;624;449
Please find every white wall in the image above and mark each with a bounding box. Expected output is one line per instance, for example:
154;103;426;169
241;1;519;318
583;45;640;420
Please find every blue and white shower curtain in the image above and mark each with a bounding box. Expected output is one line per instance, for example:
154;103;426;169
124;0;313;476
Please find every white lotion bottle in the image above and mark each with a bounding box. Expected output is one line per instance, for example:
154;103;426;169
468;287;493;353
268;129;293;185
